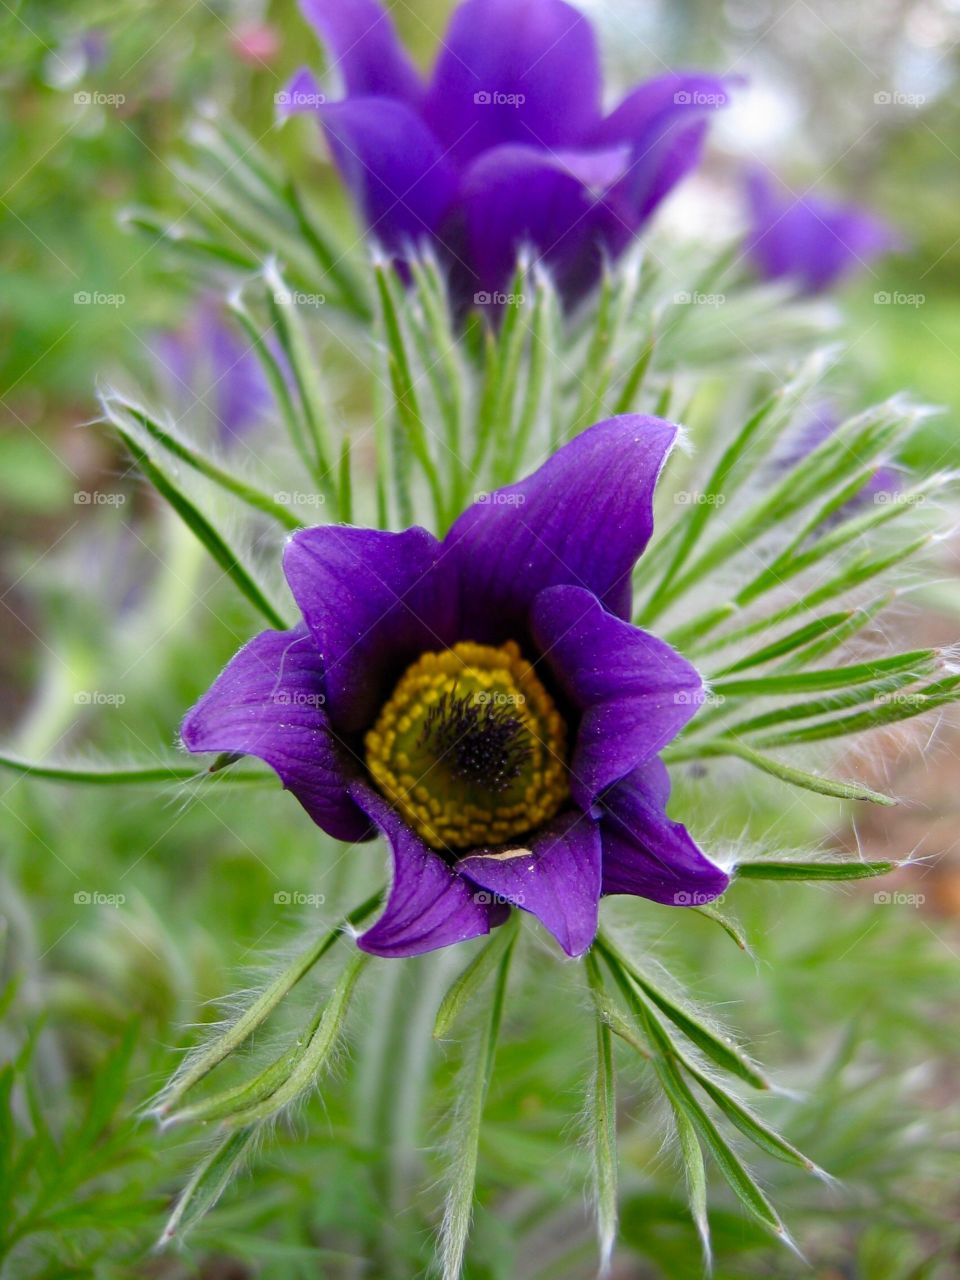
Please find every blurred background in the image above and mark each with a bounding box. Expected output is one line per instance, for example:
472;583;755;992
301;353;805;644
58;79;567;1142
1;1;958;1276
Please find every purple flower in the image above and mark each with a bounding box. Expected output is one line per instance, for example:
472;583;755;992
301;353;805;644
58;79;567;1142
181;416;728;959
151;298;273;446
744;169;900;295
281;0;734;308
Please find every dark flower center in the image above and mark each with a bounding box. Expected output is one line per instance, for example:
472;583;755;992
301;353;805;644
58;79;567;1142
364;641;569;851
420;691;531;793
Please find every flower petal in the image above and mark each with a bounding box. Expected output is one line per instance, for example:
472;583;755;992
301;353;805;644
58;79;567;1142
424;0;602;164
298;0;423;104
600;760;729;906
180;628;370;842
458;809;602;957
283;525;459;734
352;784;499;957
443;414;678;644
592;73;736;222
532;585;704;810
448;143;634;304
317;97;459;254
744;169;900;294
276;66;327;119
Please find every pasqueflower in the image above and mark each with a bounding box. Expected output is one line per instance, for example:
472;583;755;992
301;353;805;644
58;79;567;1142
151;298;273;445
744;169;899;294
181;416;728;958
281;0;733;307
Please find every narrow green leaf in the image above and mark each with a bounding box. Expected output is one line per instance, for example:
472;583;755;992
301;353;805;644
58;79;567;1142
734;858;898;881
712;611;857;676
221;950;369;1128
434;913;519;1039
338;438;354;524
663;738;897;805
154;891;382;1115
158;1127;257;1248
161;1001;328;1129
118;425;288;629
602;951;788;1241
374;263;445;524
0;752;266;786
596;935;770;1090
710;650;938;698
439;927;516;1280
673;1097;711;1268
756;673;960;746
584;953;619;1274
104;397;303;529
691;905;750;952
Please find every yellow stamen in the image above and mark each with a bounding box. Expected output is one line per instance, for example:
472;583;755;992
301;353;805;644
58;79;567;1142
364;641;569;851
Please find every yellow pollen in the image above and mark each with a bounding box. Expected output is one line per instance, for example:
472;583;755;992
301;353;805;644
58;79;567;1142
364;640;569;851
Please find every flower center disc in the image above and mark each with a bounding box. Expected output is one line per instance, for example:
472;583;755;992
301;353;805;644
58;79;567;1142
365;641;569;851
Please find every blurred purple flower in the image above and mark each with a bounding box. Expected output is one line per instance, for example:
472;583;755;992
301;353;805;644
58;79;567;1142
151;298;272;446
744;169;900;294
281;0;735;309
181;416;728;959
776;403;900;522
